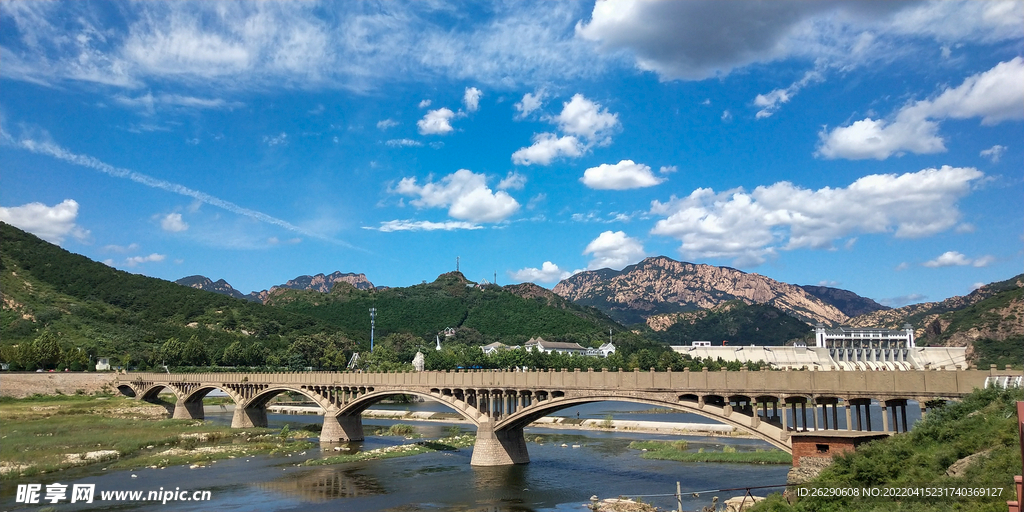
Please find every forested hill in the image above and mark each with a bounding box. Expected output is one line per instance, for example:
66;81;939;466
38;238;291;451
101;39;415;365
645;301;813;346
0;222;345;367
266;271;624;344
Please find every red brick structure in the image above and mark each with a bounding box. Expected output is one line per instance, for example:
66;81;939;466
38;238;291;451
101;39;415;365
790;431;891;467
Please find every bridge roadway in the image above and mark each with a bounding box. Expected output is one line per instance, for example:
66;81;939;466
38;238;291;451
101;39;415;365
116;367;1014;466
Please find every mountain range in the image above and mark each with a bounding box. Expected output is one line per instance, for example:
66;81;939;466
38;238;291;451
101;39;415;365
176;272;374;303
551;256;886;327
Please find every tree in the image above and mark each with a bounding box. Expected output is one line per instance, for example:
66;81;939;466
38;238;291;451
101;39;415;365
181;335;210;366
33;330;62;370
160;337;184;365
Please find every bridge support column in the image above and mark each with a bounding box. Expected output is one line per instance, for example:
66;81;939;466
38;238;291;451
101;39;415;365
231;406;268;428
470;422;529;466
172;400;204;420
845;403;852;431
321;414;363;443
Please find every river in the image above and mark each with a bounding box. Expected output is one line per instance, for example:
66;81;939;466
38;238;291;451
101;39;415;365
5;400;910;512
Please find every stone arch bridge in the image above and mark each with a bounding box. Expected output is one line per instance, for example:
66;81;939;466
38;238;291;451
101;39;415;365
116;367;1010;466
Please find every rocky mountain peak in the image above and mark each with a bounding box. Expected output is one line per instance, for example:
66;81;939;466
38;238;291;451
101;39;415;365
553;256;849;327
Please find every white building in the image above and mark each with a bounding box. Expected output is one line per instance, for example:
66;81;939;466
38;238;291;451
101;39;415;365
597;342;616;357
524;337;589;355
95;357;111;371
481;342;509;355
814;323;915;349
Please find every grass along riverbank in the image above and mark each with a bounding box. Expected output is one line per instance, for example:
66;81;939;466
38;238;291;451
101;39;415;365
0;394;313;479
628;440;792;464
306;433;476;465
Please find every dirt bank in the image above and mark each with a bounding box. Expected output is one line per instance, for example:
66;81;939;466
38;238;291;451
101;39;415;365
1;372;118;398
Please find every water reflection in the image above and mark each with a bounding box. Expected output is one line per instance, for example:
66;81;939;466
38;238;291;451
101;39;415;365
257;467;387;501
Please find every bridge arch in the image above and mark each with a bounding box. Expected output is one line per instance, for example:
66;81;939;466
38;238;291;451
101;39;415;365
494;395;792;452
336;389;483;426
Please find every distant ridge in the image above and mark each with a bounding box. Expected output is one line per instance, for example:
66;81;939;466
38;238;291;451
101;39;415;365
175;271;374;303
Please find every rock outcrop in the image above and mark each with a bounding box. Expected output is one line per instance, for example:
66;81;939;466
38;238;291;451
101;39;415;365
553;256;848;326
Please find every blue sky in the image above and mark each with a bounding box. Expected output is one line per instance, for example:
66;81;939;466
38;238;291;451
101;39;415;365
1;1;1021;308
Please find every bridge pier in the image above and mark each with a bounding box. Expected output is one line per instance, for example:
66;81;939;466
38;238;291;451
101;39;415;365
320;414;364;443
231;406;268;428
470;422;529;466
172;400;204;420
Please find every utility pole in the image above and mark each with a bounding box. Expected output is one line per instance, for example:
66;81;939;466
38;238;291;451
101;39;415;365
456;256;460;272
369;307;377;353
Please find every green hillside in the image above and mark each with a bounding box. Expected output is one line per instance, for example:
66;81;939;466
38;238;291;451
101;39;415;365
648;301;812;346
753;386;1024;512
0;222;345;370
268;271;623;344
0;222;630;372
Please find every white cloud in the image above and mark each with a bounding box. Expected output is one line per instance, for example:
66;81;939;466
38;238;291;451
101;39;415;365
880;294;927;308
980;145;1006;163
514;89;546;119
754;68;823;118
267;236;301;245
584;230;645;270
418;99;432;108
5;2;1020;92
721;110;732;122
581;160;665;190
160;212;189;232
463;87;482;112
510;261;571;284
576;1;1022;82
650;166;985;266
114;93;243;113
0;199;89;244
512;93;619;166
369;219;483;232
923;251;994;268
125;253;166;267
659;165;678;174
417;108;457;135
818;58;1024;160
377;119;399;130
511;133;584;166
498;171;527;191
394;169;520;223
103;243;139;253
386;138;423;148
553;94;619;145
263;132;288;146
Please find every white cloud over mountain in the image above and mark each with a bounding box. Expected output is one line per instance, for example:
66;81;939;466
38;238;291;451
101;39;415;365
584;230;645;270
650;166;985;266
510;261;572;284
394;169;520;223
923;251;994;268
0;199;90;244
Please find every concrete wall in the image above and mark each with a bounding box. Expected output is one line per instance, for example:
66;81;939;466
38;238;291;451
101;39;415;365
1;372;117;398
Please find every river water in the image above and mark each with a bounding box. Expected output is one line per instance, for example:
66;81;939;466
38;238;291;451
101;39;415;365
5;400;911;512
